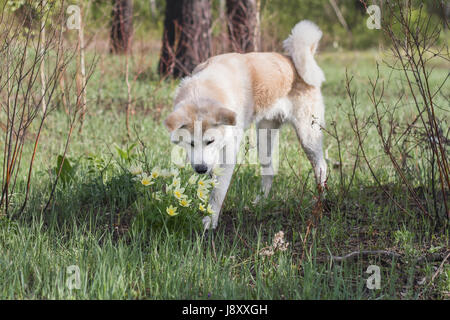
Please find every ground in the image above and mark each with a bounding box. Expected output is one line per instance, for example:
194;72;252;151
0;50;448;299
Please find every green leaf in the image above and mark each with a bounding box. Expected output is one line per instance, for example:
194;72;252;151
54;155;74;186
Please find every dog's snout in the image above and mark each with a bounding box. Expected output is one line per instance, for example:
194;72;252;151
194;164;208;174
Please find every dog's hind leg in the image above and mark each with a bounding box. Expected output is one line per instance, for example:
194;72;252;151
291;100;327;188
256;119;281;201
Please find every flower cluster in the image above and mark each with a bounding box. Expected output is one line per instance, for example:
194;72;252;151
129;164;220;218
259;231;289;257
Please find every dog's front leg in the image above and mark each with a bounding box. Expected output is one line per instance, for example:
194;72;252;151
202;163;235;230
203;129;242;230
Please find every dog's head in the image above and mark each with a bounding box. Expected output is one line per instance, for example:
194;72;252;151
164;100;236;174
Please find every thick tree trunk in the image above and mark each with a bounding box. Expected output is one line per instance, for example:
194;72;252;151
226;0;260;53
158;0;182;76
111;0;133;54
173;0;212;78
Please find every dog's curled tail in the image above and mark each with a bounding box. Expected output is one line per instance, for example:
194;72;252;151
283;20;325;88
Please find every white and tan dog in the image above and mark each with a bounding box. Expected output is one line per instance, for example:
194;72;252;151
164;20;327;230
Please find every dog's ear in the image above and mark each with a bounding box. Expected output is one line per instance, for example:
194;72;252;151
215;107;236;126
164;109;186;132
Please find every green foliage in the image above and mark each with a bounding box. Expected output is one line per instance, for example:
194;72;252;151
394;228;419;258
260;0;447;50
88;0;165;36
260;0;381;49
388;2;448;47
5;0;26;12
114;143;137;164
53;155;76;187
86;154;108;174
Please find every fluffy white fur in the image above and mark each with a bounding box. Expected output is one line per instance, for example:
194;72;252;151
283;20;325;88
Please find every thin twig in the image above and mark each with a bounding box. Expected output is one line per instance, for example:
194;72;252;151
329;250;402;262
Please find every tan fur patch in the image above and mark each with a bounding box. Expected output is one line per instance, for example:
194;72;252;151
167;103;234;134
245;53;296;111
215;107;236;126
165;104;197;132
181;119;211;134
200;80;228;106
164;109;185;132
289;76;317;98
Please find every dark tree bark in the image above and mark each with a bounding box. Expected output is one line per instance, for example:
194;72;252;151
159;0;212;78
226;0;260;53
111;0;133;54
173;0;212;77
158;0;182;76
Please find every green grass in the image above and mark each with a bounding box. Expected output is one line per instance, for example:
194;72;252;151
0;49;448;299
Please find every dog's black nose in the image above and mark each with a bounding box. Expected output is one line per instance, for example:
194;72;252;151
194;164;208;174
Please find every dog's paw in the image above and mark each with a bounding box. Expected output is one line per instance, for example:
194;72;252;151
202;216;211;230
252;192;269;206
202;216;217;231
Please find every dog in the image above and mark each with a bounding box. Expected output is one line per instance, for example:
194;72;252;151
164;20;327;230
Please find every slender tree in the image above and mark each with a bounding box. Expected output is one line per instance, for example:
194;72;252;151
159;0;212;78
111;0;133;54
226;0;260;53
149;0;157;18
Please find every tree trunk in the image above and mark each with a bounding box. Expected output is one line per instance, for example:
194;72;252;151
219;0;227;52
149;0;157;18
159;0;212;78
158;0;182;76
77;5;87;133
111;0;133;54
226;0;260;53
173;0;212;78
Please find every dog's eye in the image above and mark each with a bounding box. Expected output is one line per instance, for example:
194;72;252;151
206;139;215;146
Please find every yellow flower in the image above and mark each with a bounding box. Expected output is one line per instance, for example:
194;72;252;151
169;177;181;190
179;198;191;207
129;165;143;176
151;167;160;179
166;205;178;216
140;173;153;186
198;178;213;190
188;174;198;185
171;177;181;189
207;204;215;215
197;188;208;202
199;203;206;212
173;187;186;200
